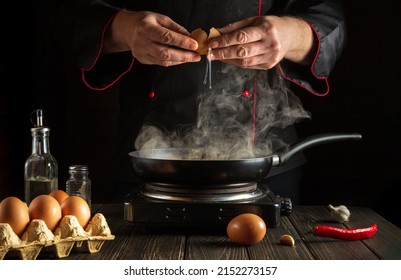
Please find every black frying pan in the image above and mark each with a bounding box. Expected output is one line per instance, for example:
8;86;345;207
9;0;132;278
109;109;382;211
128;133;362;187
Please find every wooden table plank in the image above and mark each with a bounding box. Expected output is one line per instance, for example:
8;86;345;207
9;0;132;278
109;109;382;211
120;228;186;260
289;205;380;260
47;203;401;260
185;234;248;260
345;207;401;260
248;215;314;260
101;204;186;260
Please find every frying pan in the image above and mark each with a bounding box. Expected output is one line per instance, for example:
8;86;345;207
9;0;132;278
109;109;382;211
129;133;362;187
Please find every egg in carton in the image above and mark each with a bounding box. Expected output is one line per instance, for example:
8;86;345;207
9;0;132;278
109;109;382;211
0;213;114;260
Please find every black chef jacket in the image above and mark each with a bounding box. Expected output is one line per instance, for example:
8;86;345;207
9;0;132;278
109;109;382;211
46;0;346;197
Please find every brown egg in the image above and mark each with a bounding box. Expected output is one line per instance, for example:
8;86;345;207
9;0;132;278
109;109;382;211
60;196;91;228
49;189;69;205
226;213;267;245
28;195;62;232
0;196;30;237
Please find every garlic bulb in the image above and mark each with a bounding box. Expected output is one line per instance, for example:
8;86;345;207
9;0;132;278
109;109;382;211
327;204;351;223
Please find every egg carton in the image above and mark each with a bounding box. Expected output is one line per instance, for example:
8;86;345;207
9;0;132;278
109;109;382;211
0;213;115;260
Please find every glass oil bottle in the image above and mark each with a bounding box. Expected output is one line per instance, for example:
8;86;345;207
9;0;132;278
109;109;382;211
24;109;58;205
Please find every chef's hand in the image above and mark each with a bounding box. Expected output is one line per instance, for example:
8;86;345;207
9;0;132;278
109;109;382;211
103;10;201;66
209;16;317;70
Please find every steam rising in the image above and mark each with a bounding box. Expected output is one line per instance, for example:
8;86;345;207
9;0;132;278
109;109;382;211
135;65;310;159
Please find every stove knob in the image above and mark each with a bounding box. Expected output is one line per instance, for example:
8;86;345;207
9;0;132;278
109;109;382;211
278;196;292;216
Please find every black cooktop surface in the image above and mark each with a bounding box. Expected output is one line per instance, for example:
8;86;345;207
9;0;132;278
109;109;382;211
123;183;291;229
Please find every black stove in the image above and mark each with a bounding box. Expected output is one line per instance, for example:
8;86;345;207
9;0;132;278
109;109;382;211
123;183;291;229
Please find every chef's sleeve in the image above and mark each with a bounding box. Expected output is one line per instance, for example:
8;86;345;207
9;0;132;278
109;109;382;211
47;0;132;90
277;0;346;95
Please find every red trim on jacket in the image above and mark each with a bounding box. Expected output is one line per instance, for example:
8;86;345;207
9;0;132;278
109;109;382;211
278;20;329;96
81;5;328;96
81;10;135;91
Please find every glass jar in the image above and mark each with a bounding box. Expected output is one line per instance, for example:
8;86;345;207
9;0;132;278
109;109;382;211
66;165;91;209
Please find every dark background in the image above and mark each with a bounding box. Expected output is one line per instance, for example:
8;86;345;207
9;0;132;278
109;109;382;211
1;1;400;228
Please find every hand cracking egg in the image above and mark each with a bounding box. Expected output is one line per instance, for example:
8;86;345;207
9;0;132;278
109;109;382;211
190;27;220;55
226;213;267;245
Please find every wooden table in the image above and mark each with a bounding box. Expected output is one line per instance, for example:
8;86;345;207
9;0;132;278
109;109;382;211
60;203;401;260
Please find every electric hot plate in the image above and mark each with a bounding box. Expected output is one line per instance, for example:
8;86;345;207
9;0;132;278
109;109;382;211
123;183;291;229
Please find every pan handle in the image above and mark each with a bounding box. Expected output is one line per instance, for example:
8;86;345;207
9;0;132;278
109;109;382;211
274;133;362;166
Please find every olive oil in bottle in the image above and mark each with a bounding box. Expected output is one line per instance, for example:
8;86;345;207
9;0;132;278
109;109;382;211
24;109;58;205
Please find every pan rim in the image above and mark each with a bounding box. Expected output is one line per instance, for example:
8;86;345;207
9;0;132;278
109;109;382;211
128;148;274;162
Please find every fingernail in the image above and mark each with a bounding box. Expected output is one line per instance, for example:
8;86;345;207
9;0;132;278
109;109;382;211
187;41;196;51
210;41;218;48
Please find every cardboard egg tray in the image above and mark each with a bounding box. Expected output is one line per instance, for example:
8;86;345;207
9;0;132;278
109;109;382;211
0;213;115;260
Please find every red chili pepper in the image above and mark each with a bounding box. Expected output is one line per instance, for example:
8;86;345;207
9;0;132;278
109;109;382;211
312;224;378;240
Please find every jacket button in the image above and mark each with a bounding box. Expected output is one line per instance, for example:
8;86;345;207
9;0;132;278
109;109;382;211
242;90;250;97
148;91;155;99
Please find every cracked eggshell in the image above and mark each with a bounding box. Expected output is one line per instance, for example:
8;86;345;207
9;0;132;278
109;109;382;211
190;27;220;55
